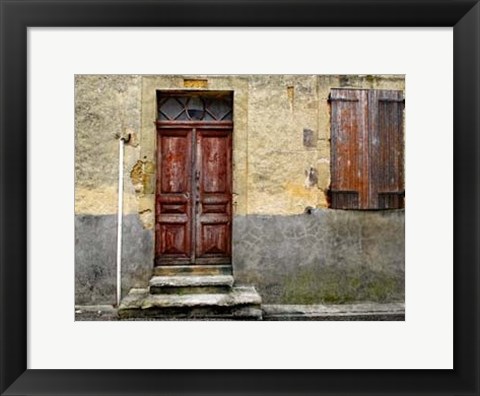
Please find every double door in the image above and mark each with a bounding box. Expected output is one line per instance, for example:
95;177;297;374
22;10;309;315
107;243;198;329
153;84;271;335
155;124;232;266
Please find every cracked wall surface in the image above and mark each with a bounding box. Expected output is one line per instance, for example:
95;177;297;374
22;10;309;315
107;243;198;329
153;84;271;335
75;74;405;305
233;209;404;303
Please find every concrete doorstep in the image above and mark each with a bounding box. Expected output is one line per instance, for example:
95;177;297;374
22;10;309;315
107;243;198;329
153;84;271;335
75;302;405;321
117;286;263;320
262;303;405;321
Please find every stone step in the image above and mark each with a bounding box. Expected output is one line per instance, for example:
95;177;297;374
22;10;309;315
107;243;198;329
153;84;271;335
262;303;405;321
118;286;262;320
149;275;234;295
153;265;232;277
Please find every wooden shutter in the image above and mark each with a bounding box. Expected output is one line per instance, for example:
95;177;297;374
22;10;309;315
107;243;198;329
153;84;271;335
330;88;404;210
330;89;366;209
369;90;405;209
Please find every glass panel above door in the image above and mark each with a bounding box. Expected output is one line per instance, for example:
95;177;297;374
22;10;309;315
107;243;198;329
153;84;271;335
157;92;233;122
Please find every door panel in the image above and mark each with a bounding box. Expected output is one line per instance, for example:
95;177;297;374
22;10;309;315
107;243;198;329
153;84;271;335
195;130;232;262
155;129;193;264
201;136;228;193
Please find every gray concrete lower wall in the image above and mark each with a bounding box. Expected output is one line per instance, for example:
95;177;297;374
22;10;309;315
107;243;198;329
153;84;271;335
75;214;154;305
75;209;404;305
232;209;405;304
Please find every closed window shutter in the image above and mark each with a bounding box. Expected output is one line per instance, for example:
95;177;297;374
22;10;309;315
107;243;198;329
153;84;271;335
369;90;405;209
330;88;404;210
330;89;366;209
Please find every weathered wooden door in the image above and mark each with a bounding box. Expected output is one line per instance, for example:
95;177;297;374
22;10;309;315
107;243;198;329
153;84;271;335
155;93;233;266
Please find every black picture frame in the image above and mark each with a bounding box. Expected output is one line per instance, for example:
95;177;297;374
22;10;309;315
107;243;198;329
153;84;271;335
1;1;479;395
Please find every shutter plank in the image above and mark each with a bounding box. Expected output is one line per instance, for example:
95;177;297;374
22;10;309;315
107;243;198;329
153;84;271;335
330;89;367;209
369;89;405;209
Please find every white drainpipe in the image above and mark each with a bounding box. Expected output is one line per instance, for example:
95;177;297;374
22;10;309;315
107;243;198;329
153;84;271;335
116;134;130;307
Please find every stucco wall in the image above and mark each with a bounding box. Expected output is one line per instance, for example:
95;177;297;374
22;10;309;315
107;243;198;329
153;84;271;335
75;75;154;303
75;74;405;305
233;209;404;304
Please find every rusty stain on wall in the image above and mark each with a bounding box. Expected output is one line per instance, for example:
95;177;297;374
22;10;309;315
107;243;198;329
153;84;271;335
285;182;316;197
184;79;208;88
287;86;295;111
130;159;155;194
130;160;144;193
129;158;156;230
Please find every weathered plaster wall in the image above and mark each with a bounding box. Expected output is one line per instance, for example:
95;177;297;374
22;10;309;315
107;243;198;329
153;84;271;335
75;75;154;304
233;209;404;304
75;74;405;305
75;214;153;304
75;75;143;215
246;74;404;214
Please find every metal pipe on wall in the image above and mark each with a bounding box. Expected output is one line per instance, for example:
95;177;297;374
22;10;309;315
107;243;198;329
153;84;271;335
116;134;130;307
